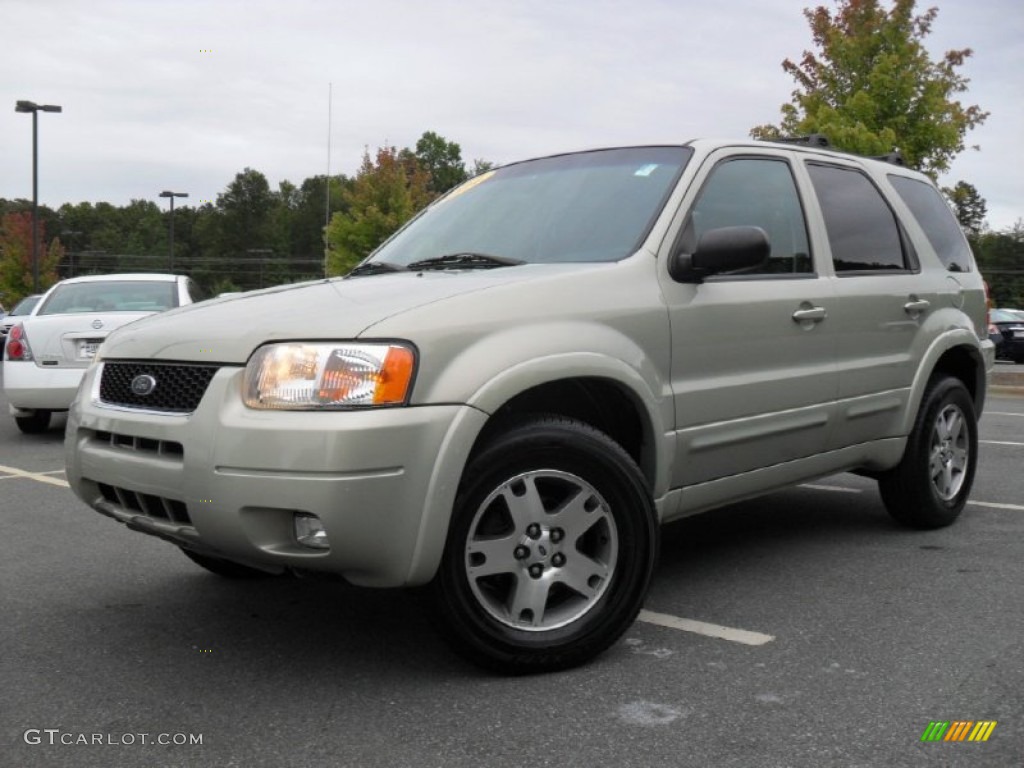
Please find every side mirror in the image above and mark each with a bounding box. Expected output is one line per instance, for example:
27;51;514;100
669;225;771;283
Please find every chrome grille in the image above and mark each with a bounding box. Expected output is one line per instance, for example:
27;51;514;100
99;362;220;413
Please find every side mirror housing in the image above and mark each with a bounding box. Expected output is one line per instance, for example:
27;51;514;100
669;225;771;283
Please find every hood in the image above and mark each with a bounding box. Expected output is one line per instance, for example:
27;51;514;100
98;268;563;364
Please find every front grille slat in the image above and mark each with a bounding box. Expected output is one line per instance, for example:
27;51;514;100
86;429;183;459
90;479;193;526
99;362;220;413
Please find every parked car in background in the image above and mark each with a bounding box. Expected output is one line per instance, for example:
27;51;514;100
0;294;43;352
3;274;201;433
990;308;1024;363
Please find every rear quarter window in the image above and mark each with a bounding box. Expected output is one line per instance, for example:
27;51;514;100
888;175;973;273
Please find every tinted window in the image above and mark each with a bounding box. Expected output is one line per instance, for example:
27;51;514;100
38;281;177;315
10;295;41;316
888;175;973;272
688;158;812;275
807;163;907;272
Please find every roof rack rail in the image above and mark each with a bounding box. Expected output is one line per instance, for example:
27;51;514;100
872;149;906;166
771;134;831;148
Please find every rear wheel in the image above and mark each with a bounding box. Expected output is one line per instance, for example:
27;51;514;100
180;548;277;579
15;410;51;434
878;376;978;529
432;416;658;673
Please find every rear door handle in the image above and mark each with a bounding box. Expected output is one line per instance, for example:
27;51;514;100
904;298;931;315
792;306;827;323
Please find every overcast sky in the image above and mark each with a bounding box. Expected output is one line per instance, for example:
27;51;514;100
2;0;1020;228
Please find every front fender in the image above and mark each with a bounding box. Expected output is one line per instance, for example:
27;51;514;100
440;323;674;499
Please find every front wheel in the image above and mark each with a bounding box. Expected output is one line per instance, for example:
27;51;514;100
432;416;658;674
878;376;978;529
15;410;51;434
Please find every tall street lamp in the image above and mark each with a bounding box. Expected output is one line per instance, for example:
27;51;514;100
15;100;62;293
159;191;188;272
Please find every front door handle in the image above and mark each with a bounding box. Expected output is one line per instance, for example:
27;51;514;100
904;297;931;315
792;306;827;323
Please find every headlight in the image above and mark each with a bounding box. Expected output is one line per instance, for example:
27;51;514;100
243;342;416;409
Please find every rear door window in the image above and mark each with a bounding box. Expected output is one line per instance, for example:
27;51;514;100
806;163;909;273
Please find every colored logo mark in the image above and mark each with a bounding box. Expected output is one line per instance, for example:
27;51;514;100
920;721;997;742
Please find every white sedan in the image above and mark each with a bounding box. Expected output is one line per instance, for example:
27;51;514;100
3;274;201;433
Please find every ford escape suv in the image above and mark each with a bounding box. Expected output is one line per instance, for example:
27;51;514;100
65;137;994;673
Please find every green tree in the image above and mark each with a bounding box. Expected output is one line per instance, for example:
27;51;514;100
943;181;987;236
973;222;1024;308
325;145;432;276
216;168;276;254
0;212;64;303
751;0;988;176
415;131;469;195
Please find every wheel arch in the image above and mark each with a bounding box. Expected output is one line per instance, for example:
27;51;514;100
472;377;658;492
902;332;987;435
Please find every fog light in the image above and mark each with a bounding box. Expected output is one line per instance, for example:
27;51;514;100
294;513;329;550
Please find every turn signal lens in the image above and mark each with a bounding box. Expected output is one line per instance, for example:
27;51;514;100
243;342;416;409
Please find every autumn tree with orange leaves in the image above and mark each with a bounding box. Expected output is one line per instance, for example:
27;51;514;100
0;212;64;305
325;145;432;276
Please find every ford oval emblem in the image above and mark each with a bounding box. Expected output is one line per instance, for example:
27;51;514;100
92;319;104;330
130;374;157;397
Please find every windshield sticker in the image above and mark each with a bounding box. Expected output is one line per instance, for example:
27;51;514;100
634;164;659;177
439;170;496;204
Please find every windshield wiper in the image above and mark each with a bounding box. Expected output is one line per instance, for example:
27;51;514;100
347;261;406;277
406;252;525;271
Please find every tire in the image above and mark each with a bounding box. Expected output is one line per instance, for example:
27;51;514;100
15;410;51;434
432;415;658;674
180;547;276;579
878;376;978;529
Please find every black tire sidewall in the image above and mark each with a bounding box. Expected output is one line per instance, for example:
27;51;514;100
882;377;978;527
435;417;657;671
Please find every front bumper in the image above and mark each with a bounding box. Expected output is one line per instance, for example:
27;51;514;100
65;363;486;587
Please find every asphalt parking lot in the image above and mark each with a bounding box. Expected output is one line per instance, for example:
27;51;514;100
2;371;1022;767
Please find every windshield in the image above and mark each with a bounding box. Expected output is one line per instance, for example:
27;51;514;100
38;281;177;315
992;309;1024;322
367;147;692;268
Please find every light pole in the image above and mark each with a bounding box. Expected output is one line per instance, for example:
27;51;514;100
159;191;188;272
15;100;62;293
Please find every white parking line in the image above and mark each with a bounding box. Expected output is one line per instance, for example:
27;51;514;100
981;440;1024;447
638;610;775;646
986;412;1024;418
0;464;71;488
970;500;1024;512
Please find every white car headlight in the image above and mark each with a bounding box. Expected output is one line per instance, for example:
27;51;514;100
243;342;416;409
